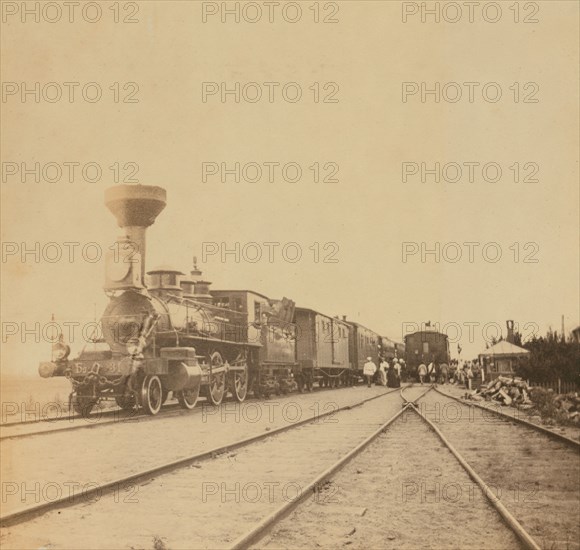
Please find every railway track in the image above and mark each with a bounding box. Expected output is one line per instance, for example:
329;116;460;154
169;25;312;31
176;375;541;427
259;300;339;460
233;385;539;550
434;385;580;446
0;386;401;531
2;385;576;549
252;388;526;550
0;402;184;441
234;384;577;549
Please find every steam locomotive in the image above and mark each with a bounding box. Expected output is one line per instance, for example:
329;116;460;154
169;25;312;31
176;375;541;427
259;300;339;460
39;184;403;416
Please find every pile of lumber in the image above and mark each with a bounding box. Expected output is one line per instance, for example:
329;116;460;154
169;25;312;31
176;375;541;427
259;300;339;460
465;376;532;407
464;377;580;424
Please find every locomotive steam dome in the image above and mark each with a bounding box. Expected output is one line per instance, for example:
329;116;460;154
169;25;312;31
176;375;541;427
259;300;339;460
147;266;185;300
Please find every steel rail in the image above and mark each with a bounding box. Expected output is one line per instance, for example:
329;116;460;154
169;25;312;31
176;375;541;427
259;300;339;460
408;402;541;550
0;403;192;442
0;387;400;528
432;386;580;448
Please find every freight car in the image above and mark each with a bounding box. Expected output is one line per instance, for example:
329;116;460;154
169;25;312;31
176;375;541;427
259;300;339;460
404;329;450;378
293;308;352;390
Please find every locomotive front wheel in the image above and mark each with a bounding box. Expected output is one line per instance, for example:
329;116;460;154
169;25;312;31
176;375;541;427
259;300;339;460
205;351;226;406
140;375;163;415
176;386;200;410
231;364;248;402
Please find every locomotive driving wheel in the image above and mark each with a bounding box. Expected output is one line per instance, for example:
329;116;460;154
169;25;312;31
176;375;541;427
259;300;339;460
205;351;226;406
140;375;163;415
231;362;248;402
176;385;200;410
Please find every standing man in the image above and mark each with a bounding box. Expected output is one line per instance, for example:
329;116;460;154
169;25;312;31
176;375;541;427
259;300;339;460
440;363;448;384
418;362;427;385
363;357;377;388
427;360;435;383
465;362;473;390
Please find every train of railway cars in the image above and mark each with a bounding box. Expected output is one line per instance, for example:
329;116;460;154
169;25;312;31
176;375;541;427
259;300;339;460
38;184;449;417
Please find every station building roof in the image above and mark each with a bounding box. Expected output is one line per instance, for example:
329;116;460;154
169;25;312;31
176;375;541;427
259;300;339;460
480;340;530;357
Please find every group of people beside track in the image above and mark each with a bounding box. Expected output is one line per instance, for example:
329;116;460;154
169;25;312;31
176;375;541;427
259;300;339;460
416;360;483;389
362;357;402;388
362;357;484;390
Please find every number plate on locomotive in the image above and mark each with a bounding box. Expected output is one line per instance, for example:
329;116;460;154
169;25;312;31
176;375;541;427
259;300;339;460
72;360;124;375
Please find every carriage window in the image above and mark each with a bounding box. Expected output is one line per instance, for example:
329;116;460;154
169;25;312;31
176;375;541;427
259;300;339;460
423;342;429;353
214;297;230;309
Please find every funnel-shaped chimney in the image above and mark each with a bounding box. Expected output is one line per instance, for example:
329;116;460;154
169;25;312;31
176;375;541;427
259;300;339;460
105;185;166;280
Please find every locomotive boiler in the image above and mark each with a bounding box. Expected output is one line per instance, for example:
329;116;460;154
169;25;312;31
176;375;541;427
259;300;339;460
39;184;263;416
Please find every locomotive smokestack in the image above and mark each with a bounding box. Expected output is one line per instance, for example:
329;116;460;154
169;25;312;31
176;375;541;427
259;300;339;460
104;185;167;281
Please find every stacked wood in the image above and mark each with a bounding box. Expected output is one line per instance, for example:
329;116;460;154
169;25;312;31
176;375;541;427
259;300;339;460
464;378;580;424
464;376;532;407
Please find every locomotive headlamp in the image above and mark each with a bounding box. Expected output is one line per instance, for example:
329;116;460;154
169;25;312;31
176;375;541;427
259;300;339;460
52;343;69;361
51;335;70;362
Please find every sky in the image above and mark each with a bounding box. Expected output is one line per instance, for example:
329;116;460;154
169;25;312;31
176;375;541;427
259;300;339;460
1;1;579;377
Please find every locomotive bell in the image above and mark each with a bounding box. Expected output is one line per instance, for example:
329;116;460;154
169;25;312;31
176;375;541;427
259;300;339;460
104;185;167;287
